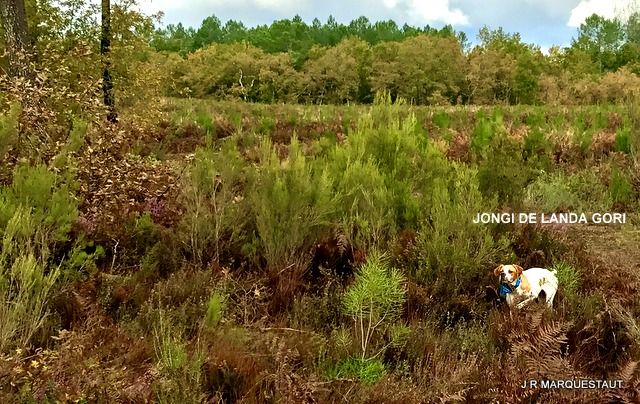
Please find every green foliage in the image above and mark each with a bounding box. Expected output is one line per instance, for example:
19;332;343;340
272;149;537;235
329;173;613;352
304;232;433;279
60;239;105;281
0;165;78;259
432;111;450;130
303;37;372;104
0;103;20;158
524;169;610;212
573;14;626;72
331;157;394;248
326;357;386;384
615;126;632;153
327;103;446;248
523;128;553;169
154;13;463;57
477;137;533;208
0;161;80;353
178;143;249;264
470;112;498;158
204;290;226;329
343;252;406;359
154;13;640;106
0;207;60;353
552;261;581;299
525;172;583;212
152;305;204;404
371;36;466;104
250;136;335;268
154;312;188;372
417;163;508;296
608;167;634;207
194;112;214;136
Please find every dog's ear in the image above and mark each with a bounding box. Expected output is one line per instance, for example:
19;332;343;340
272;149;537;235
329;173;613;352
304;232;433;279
493;265;503;277
514;265;523;278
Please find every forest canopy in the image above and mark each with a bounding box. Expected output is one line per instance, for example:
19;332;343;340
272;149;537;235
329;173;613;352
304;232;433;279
149;12;640;105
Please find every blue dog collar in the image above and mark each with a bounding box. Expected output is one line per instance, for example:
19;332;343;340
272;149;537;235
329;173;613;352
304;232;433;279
499;277;521;297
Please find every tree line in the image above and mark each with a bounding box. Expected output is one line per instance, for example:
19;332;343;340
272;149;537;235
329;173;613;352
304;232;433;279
2;3;640;107
156;13;640;105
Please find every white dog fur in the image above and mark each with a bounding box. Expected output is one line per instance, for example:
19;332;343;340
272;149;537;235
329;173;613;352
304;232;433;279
494;264;559;309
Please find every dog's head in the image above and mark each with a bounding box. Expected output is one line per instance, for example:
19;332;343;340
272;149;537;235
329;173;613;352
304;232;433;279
493;264;523;283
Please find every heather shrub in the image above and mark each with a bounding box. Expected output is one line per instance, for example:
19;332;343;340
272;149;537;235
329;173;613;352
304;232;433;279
525;168;611;213
524;171;584;212
567;169;610;209
330;156;395;249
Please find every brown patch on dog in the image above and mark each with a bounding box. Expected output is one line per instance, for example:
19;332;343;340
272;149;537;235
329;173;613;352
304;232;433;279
514;265;524;278
494;264;504;277
518;270;532;294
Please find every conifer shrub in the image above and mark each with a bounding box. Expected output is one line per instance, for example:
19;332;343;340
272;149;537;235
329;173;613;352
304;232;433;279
0;208;60;352
552;260;581;304
416;163;509;298
524;167;616;213
0;103;20;162
250;136;336;271
0;165;77;248
477;137;535;208
152;305;205;404
608;167;635;209
342;252;406;360
178;141;250;265
326;100;447;249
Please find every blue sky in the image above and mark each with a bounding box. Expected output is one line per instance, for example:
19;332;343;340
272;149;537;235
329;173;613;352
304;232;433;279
138;0;636;49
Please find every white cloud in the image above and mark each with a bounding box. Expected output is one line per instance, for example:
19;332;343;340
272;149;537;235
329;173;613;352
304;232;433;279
384;0;470;26
567;0;635;27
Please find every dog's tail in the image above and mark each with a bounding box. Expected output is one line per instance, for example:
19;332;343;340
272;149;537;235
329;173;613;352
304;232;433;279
549;268;558;275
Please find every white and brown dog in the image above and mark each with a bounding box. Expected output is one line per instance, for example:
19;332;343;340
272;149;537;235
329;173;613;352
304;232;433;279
494;264;559;309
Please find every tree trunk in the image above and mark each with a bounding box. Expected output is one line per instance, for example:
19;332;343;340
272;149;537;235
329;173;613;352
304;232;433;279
101;0;117;123
0;0;33;77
